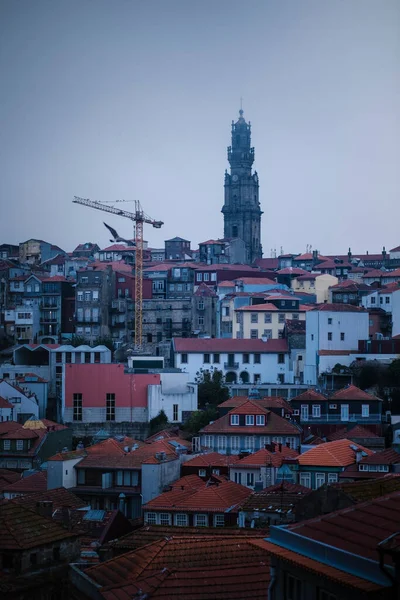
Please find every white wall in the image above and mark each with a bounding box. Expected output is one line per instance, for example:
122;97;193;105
0;380;39;419
147;372;198;421
47;456;84;490
304;310;369;385
175;351;291;385
392;290;400;338
141;456;182;504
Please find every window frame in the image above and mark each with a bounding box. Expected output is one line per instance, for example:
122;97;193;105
245;414;255;426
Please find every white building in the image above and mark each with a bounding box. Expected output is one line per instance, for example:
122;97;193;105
147;372;197;422
0;379;39;420
171;338;292;385
392;289;400;338
361;289;394;313
304;304;370;386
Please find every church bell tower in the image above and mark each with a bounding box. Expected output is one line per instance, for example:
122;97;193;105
221;108;263;263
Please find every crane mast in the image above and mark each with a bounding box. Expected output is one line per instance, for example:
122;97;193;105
73;196;163;352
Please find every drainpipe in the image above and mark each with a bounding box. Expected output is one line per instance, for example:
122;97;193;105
268;566;276;600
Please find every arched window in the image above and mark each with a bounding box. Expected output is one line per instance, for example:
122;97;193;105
225;372;237;384
240;371;249;383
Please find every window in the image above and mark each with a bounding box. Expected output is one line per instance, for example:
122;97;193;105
311;334;314;340
386;296;390;304
173;404;178;421
328;332;332;341
94;352;101;363
84;291;91;301
73;394;83;421
212;468;220;475
85;352;91;363
4;440;11;450
81;276;88;283
246;472;255;486
340;332;345;341
181;353;188;364
198;316;204;326
196;273;202;282
370;296;376;304
254;373;260;384
254;353;261;364
315;473;326;488
146;512;157;525
259;436;270;448
203;273;209;282
278;313;285;323
214;514;225;527
312;405;321;418
245;415;254;426
299;472;311;488
251;313;258;323
380;296;383;304
175;513;188;526
234;472;242;484
66;352;72;363
147;333;153;343
92;290;99;301
264;313;272;323
159;513;171;525
231;436;240;451
77;291;83;301
256;415;265;426
230;414;239;425
243;353;249;364
301;405;309;421
328;317;332;324
378;465;389;472
203;353;210;363
198;468;207;477
278;353;285;364
217;435;227;450
292;313;299;319
245;436;255;451
285;574;303;600
213;353;220;363
362;404;369;417
211;272;216;281
341;404;349;421
195;514;208;527
263;329;272;339
328;473;338;483
16;440;23;451
106;393;115;421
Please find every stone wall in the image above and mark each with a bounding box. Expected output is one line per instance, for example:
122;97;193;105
65;420;149;440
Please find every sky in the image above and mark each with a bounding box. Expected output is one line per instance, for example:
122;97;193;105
0;0;399;256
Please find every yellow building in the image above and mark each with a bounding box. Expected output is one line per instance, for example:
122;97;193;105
234;302;309;339
291;273;338;304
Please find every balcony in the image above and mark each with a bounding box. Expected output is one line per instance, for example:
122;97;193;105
75;317;100;324
224;362;240;370
40;317;58;324
300;413;382;424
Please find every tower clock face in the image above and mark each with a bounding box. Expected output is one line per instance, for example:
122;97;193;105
232;174;238;182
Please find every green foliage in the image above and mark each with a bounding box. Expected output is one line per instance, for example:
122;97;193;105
149;409;169;435
182;406;218;435
388;359;400;384
195;367;230;410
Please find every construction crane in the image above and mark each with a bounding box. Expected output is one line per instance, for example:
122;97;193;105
73;196;163;352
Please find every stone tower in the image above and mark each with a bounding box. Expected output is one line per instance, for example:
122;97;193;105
221;109;263;263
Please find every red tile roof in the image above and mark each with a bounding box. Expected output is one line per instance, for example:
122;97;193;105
330;280;370;291
2;470;47;494
235;277;276;285
329;384;381;402
0;396;13;408
298;439;373;467
0;468;21;491
143;476;252;513
76;438;181;469
327;425;380;441
241;481;310;513
276;268;309;275
182;452;241;468
235;445;299;468
11;486;86;511
291;389;327;402
0;499;78;550
202;408;300;436
193;282;217;297
229;399;269;416
173;338;289;353
333;474;400;502
236;303;278;312
101;244;136;252
359;448;400;465
312;303;366;312
218;395;293;413
288;490;400;565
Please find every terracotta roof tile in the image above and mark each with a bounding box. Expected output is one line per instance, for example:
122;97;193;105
173;338;289;353
236;302;278;312
291;389;327;402
2;470;47;494
182;452;241;468
77;438;179;469
327;425;380;441
359;448;400;465
329;384;381;401
218;395;293;413
298;439;373;467
202;408;300;436
229;399;269;415
11;486;87;511
0;396;13;408
235;445;299;468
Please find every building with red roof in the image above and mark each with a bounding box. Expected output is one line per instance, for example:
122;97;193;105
239;480;311;526
229;443;299;489
218;395;293;419
200;400;301;455
296;439;373;489
2;470;47;499
264;490;400;599
143;474;252;528
181;451;240;479
172;337;291;386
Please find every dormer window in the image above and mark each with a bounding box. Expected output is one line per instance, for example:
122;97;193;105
230;414;239;426
256;415;265;426
245;415;254;426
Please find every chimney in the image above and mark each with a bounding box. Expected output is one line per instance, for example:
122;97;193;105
36;500;53;518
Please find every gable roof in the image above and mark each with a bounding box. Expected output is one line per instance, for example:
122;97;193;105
194;282;217;297
327;425;380;442
0;500;78;550
11;486;86;511
173;338;289;353
359;448;400;466
291;389;327;402
234;445;299;468
2;470;47;494
298;439;373;467
229;399;269;416
0;396;13;409
329;384;381;402
202;408;300;436
182;452;241;468
143;476;252;513
218;395;293;413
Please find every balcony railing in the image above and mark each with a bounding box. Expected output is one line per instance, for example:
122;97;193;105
300;413;382;424
224;362;240;370
40;318;58;324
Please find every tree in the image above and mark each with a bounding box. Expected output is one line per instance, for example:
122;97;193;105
182;406;218;435
149;409;169;435
195;367;229;410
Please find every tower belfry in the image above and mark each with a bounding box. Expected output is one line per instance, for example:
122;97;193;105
222;108;263;263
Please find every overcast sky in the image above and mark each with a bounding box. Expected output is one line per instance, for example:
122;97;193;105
1;0;399;256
